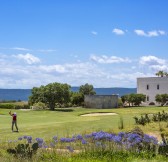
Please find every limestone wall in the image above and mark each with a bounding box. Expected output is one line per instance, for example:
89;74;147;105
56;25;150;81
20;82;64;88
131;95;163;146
84;95;118;109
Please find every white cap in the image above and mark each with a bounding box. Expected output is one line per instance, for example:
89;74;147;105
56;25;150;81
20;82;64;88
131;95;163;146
14;112;16;115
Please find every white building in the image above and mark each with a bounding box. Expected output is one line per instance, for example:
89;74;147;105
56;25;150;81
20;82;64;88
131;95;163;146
137;77;168;104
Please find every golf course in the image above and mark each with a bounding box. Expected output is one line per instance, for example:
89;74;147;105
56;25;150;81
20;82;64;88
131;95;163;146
0;106;168;141
0;106;168;161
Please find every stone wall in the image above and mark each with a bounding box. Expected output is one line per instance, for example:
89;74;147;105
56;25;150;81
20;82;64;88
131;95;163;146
84;95;118;109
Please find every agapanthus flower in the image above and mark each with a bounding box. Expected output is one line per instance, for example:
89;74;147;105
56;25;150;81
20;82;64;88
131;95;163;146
18;137;23;140
50;142;55;148
81;139;87;144
23;136;28;139
36;138;44;144
66;146;74;152
75;134;83;140
53;136;57;141
60;137;75;143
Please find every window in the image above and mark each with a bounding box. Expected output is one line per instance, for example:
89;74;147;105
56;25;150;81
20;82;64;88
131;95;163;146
147;84;149;90
146;96;149;101
157;84;159;90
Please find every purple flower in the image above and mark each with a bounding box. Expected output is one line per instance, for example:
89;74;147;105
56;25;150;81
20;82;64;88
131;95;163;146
18;137;23;140
113;135;122;143
81;139;87;144
43;145;48;149
66;146;74;152
85;134;92;138
27;136;32;143
127;133;142;144
143;134;158;144
60;137;75;143
50;142;55;148
36;138;44;144
75;134;83;140
53;136;57;141
23;136;28;139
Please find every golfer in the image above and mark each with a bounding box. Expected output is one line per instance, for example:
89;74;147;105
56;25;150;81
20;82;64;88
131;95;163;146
9;111;19;132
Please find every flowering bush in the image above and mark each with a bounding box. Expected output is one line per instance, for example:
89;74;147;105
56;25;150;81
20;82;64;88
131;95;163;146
7;129;163;159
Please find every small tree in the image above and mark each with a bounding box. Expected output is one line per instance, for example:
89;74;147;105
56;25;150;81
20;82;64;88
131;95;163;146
79;83;96;103
121;93;146;107
79;83;96;96
29;82;71;110
155;94;168;106
71;92;83;106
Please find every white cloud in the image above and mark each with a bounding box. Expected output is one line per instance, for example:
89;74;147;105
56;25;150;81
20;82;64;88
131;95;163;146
134;30;146;36
12;47;30;51
139;55;168;72
148;30;159;37
91;31;98;35
158;30;166;35
134;29;166;37
90;55;131;64
1;53;168;89
149;65;168;71
139;55;166;65
13;53;41;64
112;28;125;35
37;49;57;52
38;65;66;73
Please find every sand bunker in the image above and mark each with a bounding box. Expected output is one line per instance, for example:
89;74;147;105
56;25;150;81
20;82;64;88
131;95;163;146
81;112;118;117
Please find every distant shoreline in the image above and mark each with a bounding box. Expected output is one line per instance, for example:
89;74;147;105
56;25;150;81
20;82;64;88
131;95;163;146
0;88;137;101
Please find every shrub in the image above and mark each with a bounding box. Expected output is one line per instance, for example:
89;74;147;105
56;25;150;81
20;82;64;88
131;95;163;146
118;98;123;108
7;142;38;159
14;104;30;109
32;102;47;110
0;102;30;109
134;111;168;126
0;103;15;109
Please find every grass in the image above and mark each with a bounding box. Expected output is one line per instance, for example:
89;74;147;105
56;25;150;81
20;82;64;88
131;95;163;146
0;106;168;161
0;106;168;141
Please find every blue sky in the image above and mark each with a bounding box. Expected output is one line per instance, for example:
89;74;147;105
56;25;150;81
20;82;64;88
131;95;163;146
0;0;168;88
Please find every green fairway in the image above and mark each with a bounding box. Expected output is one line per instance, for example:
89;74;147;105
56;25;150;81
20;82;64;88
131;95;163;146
0;107;168;141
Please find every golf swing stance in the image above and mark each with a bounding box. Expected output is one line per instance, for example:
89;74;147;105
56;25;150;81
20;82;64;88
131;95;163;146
9;111;19;132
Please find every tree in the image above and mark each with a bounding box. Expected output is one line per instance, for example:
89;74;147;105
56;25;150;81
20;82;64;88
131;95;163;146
155;94;168;106
29;82;71;110
121;94;129;106
71;92;84;106
78;83;96;103
79;83;96;96
133;94;146;106
155;71;164;77
121;93;146;107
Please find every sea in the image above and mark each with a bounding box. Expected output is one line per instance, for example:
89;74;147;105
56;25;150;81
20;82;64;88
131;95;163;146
0;87;136;101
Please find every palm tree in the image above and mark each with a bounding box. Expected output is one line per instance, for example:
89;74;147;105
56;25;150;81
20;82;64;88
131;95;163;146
155;71;164;77
164;72;168;77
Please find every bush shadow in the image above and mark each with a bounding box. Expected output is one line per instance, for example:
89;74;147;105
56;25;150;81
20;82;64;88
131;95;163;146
54;108;74;112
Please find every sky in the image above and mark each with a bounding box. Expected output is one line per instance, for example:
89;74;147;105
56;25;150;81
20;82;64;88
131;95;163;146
0;0;168;89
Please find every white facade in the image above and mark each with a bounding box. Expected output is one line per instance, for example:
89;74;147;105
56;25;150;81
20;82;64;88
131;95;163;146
137;77;168;103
